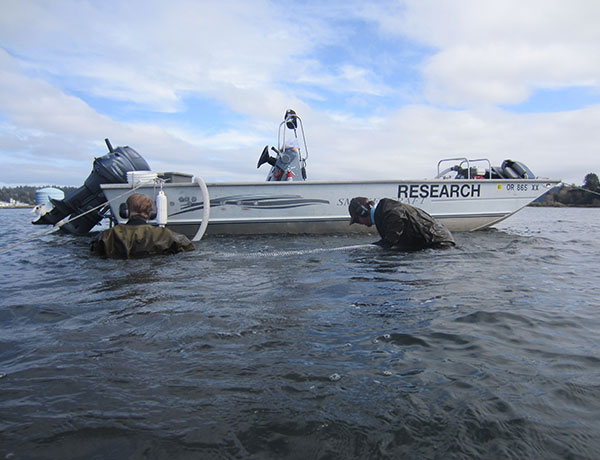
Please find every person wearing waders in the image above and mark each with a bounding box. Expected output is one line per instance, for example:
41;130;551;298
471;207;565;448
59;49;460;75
348;197;456;250
91;193;195;258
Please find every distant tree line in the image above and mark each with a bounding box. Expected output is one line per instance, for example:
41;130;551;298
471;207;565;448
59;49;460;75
536;172;600;207
0;186;77;205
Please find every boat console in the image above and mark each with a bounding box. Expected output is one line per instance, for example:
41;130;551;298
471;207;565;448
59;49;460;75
257;109;309;181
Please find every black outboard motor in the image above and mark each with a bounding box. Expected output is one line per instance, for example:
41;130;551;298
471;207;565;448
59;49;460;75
501;160;535;179
33;139;151;234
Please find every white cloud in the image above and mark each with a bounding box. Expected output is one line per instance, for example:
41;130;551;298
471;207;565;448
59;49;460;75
0;0;599;189
365;0;600;106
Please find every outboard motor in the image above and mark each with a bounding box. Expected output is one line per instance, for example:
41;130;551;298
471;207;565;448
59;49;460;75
33;138;151;234
257;109;309;181
501;160;535;179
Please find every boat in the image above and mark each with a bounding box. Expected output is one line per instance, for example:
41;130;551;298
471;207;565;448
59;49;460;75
34;110;560;239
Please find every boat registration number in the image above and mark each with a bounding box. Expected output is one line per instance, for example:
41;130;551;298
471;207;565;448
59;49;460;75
505;183;539;191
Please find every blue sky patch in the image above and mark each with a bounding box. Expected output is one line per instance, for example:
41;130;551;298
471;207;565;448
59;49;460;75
504;86;600;113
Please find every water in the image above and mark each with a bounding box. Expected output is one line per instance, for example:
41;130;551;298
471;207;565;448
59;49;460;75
1;207;599;459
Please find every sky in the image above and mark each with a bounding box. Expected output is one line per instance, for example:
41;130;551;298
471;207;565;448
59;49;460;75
1;0;599;187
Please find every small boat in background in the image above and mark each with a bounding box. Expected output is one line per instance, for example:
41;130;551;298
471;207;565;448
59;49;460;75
32;187;64;220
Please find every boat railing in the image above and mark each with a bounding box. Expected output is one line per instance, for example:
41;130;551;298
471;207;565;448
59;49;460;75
278;111;309;163
437;157;492;179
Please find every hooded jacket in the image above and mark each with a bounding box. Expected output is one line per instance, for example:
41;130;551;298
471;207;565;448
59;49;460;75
373;199;455;249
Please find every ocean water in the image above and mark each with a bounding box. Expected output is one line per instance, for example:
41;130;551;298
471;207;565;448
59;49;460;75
1;206;599;459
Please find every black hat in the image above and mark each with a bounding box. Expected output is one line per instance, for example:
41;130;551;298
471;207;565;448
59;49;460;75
349;197;371;225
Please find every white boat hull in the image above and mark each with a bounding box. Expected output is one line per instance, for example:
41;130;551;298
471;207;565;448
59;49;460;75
101;177;559;238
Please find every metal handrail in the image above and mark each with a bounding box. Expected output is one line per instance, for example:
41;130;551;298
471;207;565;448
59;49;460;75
278;113;309;163
437;157;492;179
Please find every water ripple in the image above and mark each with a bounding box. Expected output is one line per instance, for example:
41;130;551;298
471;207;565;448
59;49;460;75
2;208;600;459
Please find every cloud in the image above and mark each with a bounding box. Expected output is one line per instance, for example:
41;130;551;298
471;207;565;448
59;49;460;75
364;0;600;106
0;0;599;189
0;47;225;184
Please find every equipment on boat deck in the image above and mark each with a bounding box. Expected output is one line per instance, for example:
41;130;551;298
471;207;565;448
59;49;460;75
436;158;536;180
32;139;150;234
257;109;309;181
